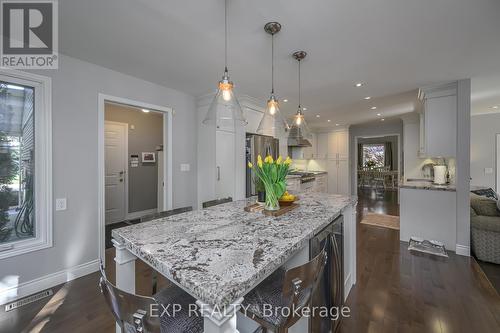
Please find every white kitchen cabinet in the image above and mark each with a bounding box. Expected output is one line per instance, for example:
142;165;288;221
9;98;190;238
243;107;264;134
316;133;329;159
327;160;349;195
418;82;457;158
215;130;235;199
328;130;349;160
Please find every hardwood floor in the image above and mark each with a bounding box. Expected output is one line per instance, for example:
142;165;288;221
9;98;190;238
1;190;499;332
340;188;500;332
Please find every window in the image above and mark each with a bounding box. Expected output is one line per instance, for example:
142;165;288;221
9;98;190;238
0;70;52;259
362;144;385;168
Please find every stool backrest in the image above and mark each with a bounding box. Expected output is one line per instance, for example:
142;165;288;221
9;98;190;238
202;197;232;208
140;206;193;223
98;263;160;333
281;242;328;328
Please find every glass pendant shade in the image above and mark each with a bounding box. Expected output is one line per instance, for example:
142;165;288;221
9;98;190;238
289;107;312;140
256;95;289;136
203;72;247;128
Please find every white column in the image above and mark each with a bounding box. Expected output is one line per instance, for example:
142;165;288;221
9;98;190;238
112;238;137;333
197;297;243;333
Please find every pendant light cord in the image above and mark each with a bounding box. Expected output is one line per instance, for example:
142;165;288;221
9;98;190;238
271;34;274;94
298;59;301;109
224;0;228;73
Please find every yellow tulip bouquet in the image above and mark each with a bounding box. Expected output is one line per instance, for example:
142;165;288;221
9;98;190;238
248;155;292;211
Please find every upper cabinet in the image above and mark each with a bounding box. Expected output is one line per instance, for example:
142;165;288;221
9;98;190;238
418;83;457;158
316;132;329;159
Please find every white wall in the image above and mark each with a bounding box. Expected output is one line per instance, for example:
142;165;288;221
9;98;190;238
470;113;500;189
1;54;197;293
401;112;431;179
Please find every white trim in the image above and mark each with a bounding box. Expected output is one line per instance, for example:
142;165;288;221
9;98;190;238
126;208;158;220
98;94;173;267
104;120;129;224
344;272;352;302
0;259;99;305
0;69;52;260
455;244;470;257
353;133;401;197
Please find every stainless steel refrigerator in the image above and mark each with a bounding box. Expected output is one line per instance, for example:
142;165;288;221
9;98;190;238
245;133;279;197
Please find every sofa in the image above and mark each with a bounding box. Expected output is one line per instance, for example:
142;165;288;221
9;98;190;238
470;193;500;264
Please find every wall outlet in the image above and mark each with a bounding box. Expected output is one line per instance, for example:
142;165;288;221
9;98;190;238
55;198;67;211
180;163;190;172
485;167;493;174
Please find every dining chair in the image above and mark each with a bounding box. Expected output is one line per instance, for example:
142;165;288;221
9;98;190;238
240;242;328;333
98;262;203;333
372;170;386;189
202;197;233;208
139;206;193;294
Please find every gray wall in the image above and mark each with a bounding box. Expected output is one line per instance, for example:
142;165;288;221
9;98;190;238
105;104;163;213
349;118;403;193
470;113;500;189
1;54;197;287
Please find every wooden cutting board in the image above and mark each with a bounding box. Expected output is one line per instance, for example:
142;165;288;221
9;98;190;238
244;202;299;216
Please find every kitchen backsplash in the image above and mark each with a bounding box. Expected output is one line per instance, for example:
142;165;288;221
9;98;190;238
291;159;327;172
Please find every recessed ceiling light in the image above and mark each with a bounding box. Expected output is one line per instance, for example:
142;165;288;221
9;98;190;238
303;107;307;111
371;106;377;110
376;113;381;116
364;96;371;100
142;109;150;113
491;105;499;109
381;118;385;121
327;119;331;122
283;99;288;102
316;114;320;118
355;82;365;87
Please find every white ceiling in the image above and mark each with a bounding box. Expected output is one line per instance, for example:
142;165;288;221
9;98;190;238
59;0;500;127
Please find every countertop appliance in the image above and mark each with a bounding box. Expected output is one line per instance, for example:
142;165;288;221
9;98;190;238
310;215;344;332
246;133;279;197
433;165;447;185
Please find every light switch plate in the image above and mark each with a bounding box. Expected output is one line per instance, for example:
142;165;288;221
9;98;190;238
55;198;67;211
485;167;493;174
180;164;190;172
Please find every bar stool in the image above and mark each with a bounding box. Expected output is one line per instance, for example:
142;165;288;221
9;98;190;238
240;243;328;333
98;263;203;333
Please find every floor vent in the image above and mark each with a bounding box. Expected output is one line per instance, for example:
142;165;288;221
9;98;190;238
5;289;53;312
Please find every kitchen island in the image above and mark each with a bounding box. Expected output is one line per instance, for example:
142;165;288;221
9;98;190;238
112;192;357;333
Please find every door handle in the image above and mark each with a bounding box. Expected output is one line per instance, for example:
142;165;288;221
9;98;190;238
119;171;125;175
217;166;221;181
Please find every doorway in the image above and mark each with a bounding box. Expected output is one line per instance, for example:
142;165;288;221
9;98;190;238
98;94;173;266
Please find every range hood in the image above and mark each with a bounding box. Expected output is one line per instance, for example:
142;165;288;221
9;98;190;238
287;126;312;147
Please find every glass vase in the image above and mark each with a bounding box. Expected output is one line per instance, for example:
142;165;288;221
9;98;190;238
264;184;280;211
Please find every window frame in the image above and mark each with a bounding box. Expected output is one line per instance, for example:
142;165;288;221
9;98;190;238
362;143;386;168
0;69;52;259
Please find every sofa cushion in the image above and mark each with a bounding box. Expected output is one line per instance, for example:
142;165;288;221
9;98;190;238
471;188;499;200
471;215;500;233
470;193;500;217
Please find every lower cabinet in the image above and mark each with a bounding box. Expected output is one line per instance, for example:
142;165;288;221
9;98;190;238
312;174;328;193
327;160;349;195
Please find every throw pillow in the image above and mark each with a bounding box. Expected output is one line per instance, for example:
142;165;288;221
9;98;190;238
470;188;498;200
470;193;500;217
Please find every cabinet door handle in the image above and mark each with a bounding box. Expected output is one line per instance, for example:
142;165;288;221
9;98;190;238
217;166;220;181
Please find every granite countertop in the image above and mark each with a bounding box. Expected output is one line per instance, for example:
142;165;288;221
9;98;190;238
309;170;328;175
112;192;356;308
400;180;456;192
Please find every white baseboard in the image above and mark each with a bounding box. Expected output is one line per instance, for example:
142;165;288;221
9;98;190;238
456;244;470;257
0;259;99;305
126;208;157;220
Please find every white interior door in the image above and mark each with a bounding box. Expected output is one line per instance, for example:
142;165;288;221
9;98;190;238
105;121;128;224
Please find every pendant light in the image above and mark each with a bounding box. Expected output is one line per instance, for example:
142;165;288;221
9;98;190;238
256;22;289;136
202;0;246;128
289;51;312;141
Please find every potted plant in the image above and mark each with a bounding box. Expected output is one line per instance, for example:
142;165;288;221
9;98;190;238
248;155;291;211
365;160;376;170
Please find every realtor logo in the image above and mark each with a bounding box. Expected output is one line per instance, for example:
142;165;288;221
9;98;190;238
1;0;58;69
